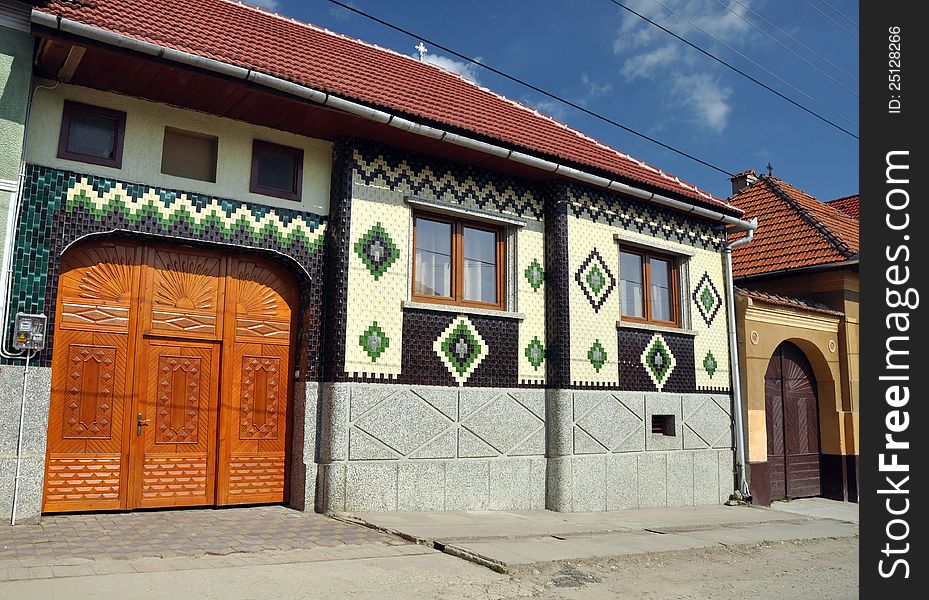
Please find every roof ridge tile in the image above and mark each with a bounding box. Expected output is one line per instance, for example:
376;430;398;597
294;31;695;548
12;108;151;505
762;176;857;259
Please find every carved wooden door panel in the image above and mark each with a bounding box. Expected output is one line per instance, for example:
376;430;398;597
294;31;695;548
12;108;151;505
128;246;225;508
44;243;141;512
216;258;296;505
130;340;220;508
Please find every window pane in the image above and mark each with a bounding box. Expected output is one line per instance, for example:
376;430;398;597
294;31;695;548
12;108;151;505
620;251;644;317
463;227;497;303
415;218;452;297
67;111;118;159
257;147;297;192
650;257;673;322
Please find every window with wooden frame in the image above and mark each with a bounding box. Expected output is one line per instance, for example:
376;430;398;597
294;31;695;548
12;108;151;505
250;140;304;201
412;212;506;310
619;247;680;327
57;101;126;168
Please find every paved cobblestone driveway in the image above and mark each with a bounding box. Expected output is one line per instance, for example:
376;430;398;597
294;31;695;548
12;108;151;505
0;506;405;564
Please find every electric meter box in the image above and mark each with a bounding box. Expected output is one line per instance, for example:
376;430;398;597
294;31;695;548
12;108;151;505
12;313;47;351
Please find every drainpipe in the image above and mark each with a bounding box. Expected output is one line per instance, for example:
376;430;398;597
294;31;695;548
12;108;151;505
723;218;757;497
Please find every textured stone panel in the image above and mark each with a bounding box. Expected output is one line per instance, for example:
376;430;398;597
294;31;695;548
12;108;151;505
352;390;451;455
398;462;445;511
637;452;667;508
693;450;720;505
606;453;639;511
573;428;608;454
571;455;607;512
413;386;459;421
445;461;489;510
348;428;400;460
528;458;547;510
509;428;545;456
718;449;735;502
509;389;545;420
349;385;397;420
575;394;644;452
345;463;397;511
667;452;695;506
645;394;684;451
458;429;499;458
683;394;732;450
408;428;458;459
489;459;532;510
461;393;542;454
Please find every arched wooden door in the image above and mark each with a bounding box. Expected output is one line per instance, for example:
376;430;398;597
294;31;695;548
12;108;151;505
43;240;296;513
764;342;821;500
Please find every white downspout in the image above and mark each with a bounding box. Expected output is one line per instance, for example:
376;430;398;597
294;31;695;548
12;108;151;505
723;218;757;497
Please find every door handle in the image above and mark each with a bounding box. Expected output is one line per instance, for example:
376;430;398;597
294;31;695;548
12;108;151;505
137;412;150;437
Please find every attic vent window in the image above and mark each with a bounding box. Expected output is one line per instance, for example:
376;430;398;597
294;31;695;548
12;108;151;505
161;127;218;183
57;101;126;168
651;414;676;436
250;140;303;201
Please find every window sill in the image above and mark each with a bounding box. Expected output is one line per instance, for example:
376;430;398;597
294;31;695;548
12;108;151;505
616;320;697;336
402;300;526;320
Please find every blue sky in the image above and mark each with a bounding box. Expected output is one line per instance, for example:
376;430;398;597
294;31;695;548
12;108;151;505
248;0;859;202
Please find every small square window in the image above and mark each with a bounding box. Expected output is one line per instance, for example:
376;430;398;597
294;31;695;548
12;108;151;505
651;414;676;436
250;140;303;201
161;127;218;183
57;101;126;168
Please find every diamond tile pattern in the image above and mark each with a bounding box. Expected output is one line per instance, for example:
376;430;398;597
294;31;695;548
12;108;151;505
433;317;488;386
574;249;616;312
640;333;676;392
692;272;722;327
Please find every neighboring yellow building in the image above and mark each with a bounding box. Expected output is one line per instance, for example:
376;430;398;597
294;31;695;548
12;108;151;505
729;171;859;505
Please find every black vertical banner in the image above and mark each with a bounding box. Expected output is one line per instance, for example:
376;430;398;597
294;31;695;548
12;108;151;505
861;1;927;595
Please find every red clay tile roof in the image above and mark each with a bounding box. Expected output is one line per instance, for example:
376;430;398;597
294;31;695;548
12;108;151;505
736;288;844;317
728;176;859;278
33;0;738;213
826;194;860;219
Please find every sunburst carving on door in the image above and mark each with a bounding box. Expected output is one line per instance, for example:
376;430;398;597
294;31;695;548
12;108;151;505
152;252;219;310
62;246;135;304
63;345;116;439
240;356;280;440
156;355;202;444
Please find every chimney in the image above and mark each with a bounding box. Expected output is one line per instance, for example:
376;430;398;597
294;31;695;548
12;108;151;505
730;169;758;196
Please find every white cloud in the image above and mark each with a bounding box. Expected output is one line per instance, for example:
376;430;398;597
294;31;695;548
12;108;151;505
670;73;733;132
612;0;754;132
416;53;481;83
249;0;281;10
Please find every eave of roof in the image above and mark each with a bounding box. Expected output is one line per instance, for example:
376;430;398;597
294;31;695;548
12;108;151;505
736;287;845;317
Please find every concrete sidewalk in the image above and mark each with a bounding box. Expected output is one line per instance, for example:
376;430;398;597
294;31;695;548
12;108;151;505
340;502;858;571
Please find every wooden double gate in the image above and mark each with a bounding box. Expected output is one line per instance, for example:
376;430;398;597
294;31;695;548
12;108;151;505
43;240;296;512
764;342;822;500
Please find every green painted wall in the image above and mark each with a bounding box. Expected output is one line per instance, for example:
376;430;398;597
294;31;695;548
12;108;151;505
0;24;32;262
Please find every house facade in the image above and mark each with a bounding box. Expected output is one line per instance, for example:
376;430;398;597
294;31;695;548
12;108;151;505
0;0;750;523
729;171;859;505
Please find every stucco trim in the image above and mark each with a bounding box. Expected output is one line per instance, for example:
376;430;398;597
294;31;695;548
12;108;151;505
744;304;841;333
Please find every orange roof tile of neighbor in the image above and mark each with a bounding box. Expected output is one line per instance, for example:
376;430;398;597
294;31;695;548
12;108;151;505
736;288;844;317
826;194;860;219
32;0;740;214
728;176;859;278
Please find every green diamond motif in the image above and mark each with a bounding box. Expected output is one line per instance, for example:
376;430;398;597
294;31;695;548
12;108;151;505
524;259;545;291
359;322;389;362
703;350;718;378
525;337;545;370
588;340;607;372
433;317;488;385
701;287;715;312
354;223;399;280
586;265;606;295
640;333;676;391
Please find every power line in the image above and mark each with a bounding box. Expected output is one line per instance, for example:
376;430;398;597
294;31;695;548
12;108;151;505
647;0;857;122
711;0;858;88
725;0;858;83
323;0;734;176
801;0;858;39
608;0;858;139
818;0;859;30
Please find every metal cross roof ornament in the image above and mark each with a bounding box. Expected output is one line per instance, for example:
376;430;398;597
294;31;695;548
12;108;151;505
415;42;428;61
766;162;774;177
